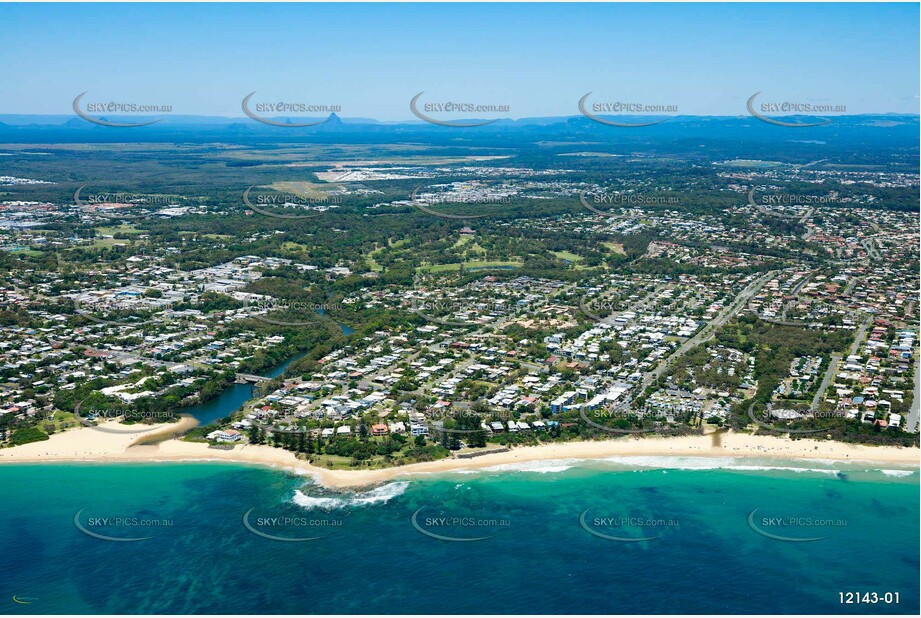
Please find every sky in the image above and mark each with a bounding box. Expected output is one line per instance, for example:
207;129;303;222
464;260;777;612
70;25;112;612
0;2;918;120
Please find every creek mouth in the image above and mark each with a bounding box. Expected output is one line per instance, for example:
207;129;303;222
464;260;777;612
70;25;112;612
710;427;729;448
130;414;199;447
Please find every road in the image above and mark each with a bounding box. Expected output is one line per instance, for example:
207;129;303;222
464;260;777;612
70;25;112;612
844;276;859;296
811;354;841;412
795;158;828;170
848;318;872;357
237;373;272;384
618;271;776;406
906;352;920;434
790;272;812;297
598;284;668;326
751;198;813;223
359;280;582;395
357;346;429;392
105;349;170;368
779;271;813;320
808;316;871;413
861;237;881;261
407;277;670;411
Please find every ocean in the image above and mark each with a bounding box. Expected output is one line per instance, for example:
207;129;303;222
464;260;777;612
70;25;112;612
0;459;917;614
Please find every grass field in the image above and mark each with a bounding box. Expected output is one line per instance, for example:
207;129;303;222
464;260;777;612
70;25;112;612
365;238;410;272
602;241;626;255
452;235;487;256
280;241;310;253
550;250;589;270
80;238;134;250
417;260;523;273
95;224;147;236
365;251;384;272
2;247;43;255
551;250;583;262
365;244;388;272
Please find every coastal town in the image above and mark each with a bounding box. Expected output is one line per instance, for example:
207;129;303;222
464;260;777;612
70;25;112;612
1;159;917;465
2;3;919;616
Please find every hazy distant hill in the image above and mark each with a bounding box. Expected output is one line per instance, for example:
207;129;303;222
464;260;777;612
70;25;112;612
0;113;917;156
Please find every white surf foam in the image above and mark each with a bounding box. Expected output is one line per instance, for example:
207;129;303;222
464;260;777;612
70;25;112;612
477;459;580;474
349;481;410;506
292;491;342;510
879;469;916;478
293;480;410;510
597;456;846;476
728;465;840;476
600;456;742;469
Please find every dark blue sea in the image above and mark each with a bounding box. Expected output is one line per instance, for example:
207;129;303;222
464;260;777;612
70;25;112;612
0;459;917;614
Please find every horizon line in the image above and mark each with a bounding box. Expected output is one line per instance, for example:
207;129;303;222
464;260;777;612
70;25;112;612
2;112;919;123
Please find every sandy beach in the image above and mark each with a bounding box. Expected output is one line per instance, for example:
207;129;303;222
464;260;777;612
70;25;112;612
0;415;199;461
1;422;917;488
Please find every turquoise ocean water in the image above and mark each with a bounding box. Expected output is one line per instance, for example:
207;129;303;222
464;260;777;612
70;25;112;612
0;459;917;614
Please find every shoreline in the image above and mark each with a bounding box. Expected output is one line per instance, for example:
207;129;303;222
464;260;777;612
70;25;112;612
1;423;917;488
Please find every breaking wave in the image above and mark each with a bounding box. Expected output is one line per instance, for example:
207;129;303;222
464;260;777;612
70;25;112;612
598;456;849;476
879;469;916;478
293;481;410;510
478;459;581;474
